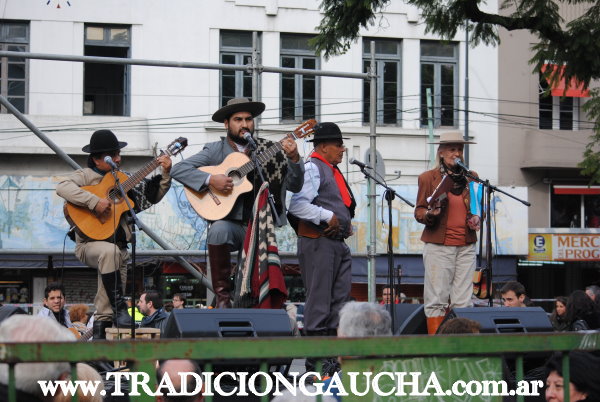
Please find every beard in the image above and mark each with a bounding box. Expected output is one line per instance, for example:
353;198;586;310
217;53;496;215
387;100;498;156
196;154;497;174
227;128;252;145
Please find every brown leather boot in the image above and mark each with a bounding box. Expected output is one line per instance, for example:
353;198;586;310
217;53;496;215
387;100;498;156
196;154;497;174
426;316;445;335
208;244;233;308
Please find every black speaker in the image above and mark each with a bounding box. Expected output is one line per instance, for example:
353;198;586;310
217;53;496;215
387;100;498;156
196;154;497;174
386;304;427;335
0;305;27;323
163;308;293;339
163;308;293;400
443;307;553;333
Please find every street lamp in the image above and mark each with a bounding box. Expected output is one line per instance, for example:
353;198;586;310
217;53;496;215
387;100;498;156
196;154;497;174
0;177;21;245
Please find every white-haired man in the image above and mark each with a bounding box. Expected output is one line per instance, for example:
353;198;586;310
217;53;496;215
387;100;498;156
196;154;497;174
0;315;75;401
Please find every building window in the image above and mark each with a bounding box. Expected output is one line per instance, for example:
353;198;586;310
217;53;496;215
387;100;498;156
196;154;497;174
420;41;458;127
84;25;130;116
551;186;600;228
539;78;579;130
220;30;258;107
280;34;318;122
0;21;29;114
363;39;402;125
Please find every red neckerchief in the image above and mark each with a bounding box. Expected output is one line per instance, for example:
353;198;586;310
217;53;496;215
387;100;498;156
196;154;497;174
311;152;352;207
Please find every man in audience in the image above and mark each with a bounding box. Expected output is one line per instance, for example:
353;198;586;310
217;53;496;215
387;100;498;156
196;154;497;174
338;301;392;337
437;317;481;334
500;281;528;308
585;285;600;302
172;294;186;310
138;290;170;333
0;315;75;401
156;359;203;402
322;302;392;400
37;282;74;329
125;296;144;322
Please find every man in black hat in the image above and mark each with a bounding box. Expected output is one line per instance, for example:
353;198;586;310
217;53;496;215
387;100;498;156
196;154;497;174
170;98;304;308
56;129;172;339
288;122;355;343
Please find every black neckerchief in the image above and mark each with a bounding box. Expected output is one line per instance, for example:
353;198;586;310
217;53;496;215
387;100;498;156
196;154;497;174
92;166;106;176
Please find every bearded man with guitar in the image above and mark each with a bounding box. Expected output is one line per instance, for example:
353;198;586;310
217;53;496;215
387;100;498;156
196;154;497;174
56;129;173;339
170;98;304;308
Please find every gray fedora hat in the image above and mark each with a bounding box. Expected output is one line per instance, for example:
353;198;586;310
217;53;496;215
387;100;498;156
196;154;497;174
212;97;266;123
429;131;476;145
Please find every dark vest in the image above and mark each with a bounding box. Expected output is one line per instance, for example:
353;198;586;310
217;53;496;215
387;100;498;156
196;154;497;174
312;158;352;238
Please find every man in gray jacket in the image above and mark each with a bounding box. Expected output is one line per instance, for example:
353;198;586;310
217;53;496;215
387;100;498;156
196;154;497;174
170;98;304;308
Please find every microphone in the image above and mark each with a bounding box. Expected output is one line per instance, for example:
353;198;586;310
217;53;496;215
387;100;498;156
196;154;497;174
349;157;372;170
104;155;119;170
243;132;257;149
454;158;471;172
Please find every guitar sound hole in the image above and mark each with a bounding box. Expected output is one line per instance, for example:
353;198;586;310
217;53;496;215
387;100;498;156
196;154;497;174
108;188;123;203
228;170;242;185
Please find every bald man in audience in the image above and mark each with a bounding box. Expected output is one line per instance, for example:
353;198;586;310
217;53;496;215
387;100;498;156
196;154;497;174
156;359;203;402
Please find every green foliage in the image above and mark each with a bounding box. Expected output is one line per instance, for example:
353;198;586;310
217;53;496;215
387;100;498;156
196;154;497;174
310;0;391;59
579;89;600;183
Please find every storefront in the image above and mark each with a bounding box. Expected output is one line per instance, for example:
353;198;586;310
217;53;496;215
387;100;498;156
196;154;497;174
526;229;600;298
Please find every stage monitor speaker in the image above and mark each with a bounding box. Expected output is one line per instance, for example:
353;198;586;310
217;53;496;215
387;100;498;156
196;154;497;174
385;304;427;335
163;308;293;339
163;308;293;389
0;305;27;324
443;307;553;334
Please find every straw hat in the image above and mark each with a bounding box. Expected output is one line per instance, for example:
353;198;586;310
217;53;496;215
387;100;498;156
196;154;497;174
428;131;476;144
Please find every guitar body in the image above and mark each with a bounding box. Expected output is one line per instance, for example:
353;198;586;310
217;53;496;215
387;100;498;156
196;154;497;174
182;120;316;221
64;171;133;241
184;152;253;221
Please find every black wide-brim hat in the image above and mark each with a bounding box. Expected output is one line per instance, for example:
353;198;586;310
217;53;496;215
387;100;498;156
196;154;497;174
212;97;266;123
82;129;128;153
307;122;349;143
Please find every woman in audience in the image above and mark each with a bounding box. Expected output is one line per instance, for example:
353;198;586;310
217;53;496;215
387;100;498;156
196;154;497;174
566;290;600;331
69;304;89;336
550;296;569;332
545;351;600;401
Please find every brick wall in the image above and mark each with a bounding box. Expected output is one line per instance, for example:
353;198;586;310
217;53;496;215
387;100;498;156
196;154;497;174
62;270;97;304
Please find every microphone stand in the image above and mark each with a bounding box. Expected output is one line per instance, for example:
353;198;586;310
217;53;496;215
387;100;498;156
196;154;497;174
462;170;530;307
357;165;414;332
109;168;140;338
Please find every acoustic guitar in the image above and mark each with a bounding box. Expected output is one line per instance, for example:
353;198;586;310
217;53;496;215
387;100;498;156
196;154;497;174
64;137;188;241
184;120;316;221
69;326;94;342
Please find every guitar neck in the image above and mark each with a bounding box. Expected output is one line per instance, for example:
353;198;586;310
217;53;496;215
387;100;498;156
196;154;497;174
121;152;164;192
237;135;293;177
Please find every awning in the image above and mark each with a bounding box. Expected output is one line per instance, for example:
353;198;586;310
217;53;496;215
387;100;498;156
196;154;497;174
541;64;590;98
352;255;518;285
553;185;600;195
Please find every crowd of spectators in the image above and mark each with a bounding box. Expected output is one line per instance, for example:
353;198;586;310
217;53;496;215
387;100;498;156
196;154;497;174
1;281;600;401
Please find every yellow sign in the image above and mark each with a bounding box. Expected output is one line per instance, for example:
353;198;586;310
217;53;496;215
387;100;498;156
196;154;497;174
528;234;552;261
528;233;600;261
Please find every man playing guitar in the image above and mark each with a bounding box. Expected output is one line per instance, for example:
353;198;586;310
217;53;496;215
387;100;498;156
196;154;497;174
56;129;172;339
170;98;304;308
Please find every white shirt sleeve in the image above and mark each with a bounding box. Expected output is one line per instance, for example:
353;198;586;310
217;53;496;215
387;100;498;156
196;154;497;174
288;161;334;225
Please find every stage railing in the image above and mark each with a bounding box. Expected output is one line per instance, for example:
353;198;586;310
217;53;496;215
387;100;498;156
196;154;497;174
1;332;599;402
